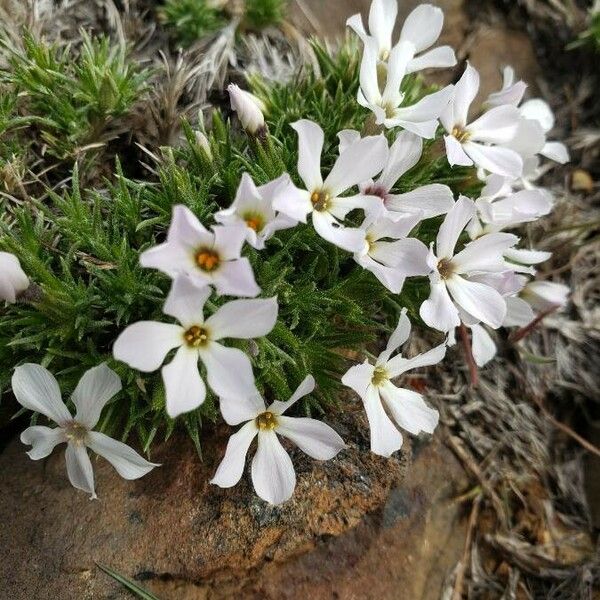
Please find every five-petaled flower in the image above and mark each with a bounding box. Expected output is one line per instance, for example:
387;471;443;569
13;363;159;498
211;375;346;504
113;274;278;417
0;251;29;303
274;119;388;252
342;310;445;457
140;205;260;297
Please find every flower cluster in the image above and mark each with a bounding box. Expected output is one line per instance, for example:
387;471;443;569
6;0;570;504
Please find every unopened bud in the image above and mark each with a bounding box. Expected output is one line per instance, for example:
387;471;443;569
227;84;267;137
194;130;212;160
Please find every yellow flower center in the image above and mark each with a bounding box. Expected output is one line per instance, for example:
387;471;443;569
243;212;264;232
310;190;331;212
64;421;88;445
452;126;471;143
256;411;278;430
184;325;210;347
437;258;454;280
195;249;220;272
371;366;389;386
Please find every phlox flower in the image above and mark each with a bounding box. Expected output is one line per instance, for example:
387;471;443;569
215;173;297;249
273;119;388;252
440;63;523;178
0;251;29;303
113;274;278;418
358;38;454;138
354;213;430;293
347;1;456;73
419;196;519;332
211;375;346;505
338;129;454;220
14;363;158;499
342;309;445;457
227;84;266;136
140;205;260;297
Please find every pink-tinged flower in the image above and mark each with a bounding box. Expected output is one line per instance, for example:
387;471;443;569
211;375;345;505
0;251;29;303
227;84;266;135
419;196;519;332
215;173;297;250
347;1;456;73
354;214;430;293
342;310;445;457
13;363;158;499
338;129;454;220
140;205;260;297
440;63;523;178
113;275;278;418
358;38;455;138
273;119;388;252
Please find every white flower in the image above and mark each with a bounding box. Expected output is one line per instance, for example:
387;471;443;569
341;310;445;457
485;66;528;109
227;84;266;135
354;214;430;293
113;274;278;418
440;63;523;178
140;205;260;297
211;375;345;505
13;363;158;499
419;196;519;332
358;38;455;138
214;173;297;250
338;129;454;220
0;251;29;303
273;119;388;252
521;280;570;313
347;1;456;73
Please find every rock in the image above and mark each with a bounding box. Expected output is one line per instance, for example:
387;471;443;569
0;406;469;599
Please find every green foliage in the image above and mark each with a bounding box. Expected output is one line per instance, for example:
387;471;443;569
0;31;150;160
244;0;287;30
96;563;161;599
569;6;600;53
0;36;478;451
159;0;226;47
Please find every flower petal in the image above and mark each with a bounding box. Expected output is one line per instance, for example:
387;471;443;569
469;105;521;144
378;130;423;191
379;382;439;435
420;280;461;332
406;46;457;74
251;430;296;504
213;224;247;261
0;251;29;303
363;385;403;457
210;421;258;487
386;342;446;378
386;184;455;219
312;211;366;253
113;322;183;372
463;142;523;179
520;98;554;132
163;274;211;329
369;0;397;53
212;258;260;297
219;393;265;426
369;238;430;274
400;3;443;52
452;232;519;274
436;196;475;259
446;276;507;328
291;120;324;192
206;297;278;341
357;255;407;293
453;62;479;127
444;135;474;167
470;324;497;367
391;85;454;126
341;362;375;399
162;346;206;417
21;426;66;460
65;443;96;499
378;308;411;364
277;416;345;460
87;431;159;480
358;37;382;105
269;374;316;416
328;193;383;221
72;363;122;429
12;364;71;425
542;141;569;164
504;296;535;327
272;182;313;223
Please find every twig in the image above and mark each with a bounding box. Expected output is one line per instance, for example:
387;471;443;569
509;306;558;343
452;494;482;600
458;323;479;387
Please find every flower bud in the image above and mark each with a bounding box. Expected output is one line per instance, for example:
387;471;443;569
0;251;29;303
194;130;212;160
227;84;266;136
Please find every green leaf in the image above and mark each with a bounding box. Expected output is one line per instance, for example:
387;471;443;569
96;563;161;599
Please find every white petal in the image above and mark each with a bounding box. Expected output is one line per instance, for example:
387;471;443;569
272;182;313;223
469;105;521;144
523;281;569;312
210;421;258;487
162;346;206;417
277;416;345;460
72;364;122;429
341;362;375;398
0;252;29;302
346;13;369;46
378;308;411;364
230;172;262;212
328;193;383;222
358;37;382;105
378;130;423;191
452;232;519;274
324;135;388;197
506;119;546;158
65;443;96;498
357;255;407;293
312;211;366;253
379;382;439;435
406;46;457;74
420;280;460;332
389;117;439;139
163;274;211;329
436;196;475;259
444;135;474;167
113;322;183;372
369;238;430;274
206;297;278;340
12;364;71;425
386;184;455;219
486;80;527;108
391;85;454;125
446;276;507;328
463;142;523;179
400;3;443;52
382;42;413;105
212;258;260;297
453;62;479;127
87;431;159;480
269;374;316;415
219;393;265;426
367;213;423;240
363;385;403;457
139;241;195;277
386;342;446;378
21;426;66;460
369;0;397;53
291;120;324;191
337;129;362;155
212;224;247;261
251;430;296;504
167;205;210;247
520;98;554;132
470;324;497;367
542;141;569;164
504;248;551;266
200;342;258;400
504;296;535;327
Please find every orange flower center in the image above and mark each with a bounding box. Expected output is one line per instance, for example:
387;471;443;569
310;190;330;212
195;249;220;272
256;411;278;430
184;325;209;347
